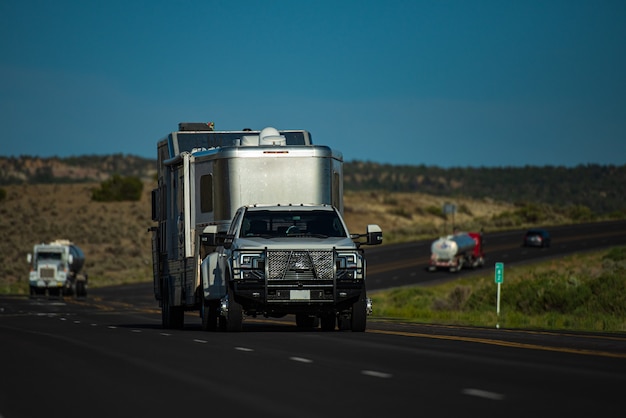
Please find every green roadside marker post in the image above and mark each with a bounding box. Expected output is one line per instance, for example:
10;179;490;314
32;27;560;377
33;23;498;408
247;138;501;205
495;262;504;329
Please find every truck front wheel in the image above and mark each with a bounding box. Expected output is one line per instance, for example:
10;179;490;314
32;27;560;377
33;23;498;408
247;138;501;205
219;286;243;332
350;293;368;332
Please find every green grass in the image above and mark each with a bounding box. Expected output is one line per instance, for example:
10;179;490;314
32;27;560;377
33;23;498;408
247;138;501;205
370;246;626;333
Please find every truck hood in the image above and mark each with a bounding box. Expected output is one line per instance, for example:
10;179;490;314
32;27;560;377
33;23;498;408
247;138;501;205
234;236;357;250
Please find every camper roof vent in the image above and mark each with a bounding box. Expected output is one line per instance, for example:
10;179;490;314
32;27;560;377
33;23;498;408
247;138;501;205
259;127;286;146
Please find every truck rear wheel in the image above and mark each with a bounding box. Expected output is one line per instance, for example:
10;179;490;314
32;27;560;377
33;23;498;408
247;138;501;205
162;284;184;329
337;315;350;330
75;281;87;298
201;300;218;331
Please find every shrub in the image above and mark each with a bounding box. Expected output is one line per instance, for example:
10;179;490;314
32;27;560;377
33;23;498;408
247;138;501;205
568;205;595;221
515;203;543;223
92;175;143;202
425;205;446;219
603;247;626;262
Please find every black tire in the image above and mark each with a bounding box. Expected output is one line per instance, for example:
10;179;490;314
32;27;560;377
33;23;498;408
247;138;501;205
63;285;73;297
162;283;184;329
201;300;218;331
350;294;367;332
76;281;87;298
219;286;243;332
337;316;351;331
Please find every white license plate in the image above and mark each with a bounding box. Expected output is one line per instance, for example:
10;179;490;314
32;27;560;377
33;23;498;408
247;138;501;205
290;290;310;300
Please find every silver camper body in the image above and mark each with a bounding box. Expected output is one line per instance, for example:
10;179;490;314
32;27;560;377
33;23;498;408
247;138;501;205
151;125;344;313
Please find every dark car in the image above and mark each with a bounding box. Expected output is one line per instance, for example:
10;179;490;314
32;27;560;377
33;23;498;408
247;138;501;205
523;229;551;248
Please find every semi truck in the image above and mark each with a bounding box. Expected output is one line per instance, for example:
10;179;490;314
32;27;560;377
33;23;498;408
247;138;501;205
150;123;382;332
27;239;88;297
428;232;484;272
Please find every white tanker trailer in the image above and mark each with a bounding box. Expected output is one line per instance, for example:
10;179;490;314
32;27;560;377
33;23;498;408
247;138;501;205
428;232;485;273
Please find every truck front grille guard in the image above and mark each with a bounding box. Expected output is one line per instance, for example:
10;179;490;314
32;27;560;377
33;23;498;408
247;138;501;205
267;250;334;280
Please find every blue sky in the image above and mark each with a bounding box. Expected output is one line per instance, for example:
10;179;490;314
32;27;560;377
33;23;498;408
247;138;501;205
1;0;625;168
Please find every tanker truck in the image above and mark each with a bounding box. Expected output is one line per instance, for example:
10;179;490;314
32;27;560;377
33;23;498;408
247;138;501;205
27;239;88;298
428;232;485;273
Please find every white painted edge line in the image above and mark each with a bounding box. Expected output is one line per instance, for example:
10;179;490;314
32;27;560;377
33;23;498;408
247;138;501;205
108;326;117;329
290;357;313;364
235;346;254;352
160;332;171;336
131;329;142;333
461;388;505;401
193;339;208;344
361;370;392;378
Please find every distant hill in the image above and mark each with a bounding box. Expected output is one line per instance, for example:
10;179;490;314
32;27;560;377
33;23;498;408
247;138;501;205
0;155;156;184
1;155;625;216
344;161;626;216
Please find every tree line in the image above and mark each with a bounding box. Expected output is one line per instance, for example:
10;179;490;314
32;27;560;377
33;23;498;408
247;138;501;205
1;156;624;216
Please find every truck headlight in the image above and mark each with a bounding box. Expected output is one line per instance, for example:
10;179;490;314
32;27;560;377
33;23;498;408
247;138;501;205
336;253;358;269
238;253;264;269
233;251;265;280
336;252;363;279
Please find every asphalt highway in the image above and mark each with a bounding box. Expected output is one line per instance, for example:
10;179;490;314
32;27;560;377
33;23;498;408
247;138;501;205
1;220;625;417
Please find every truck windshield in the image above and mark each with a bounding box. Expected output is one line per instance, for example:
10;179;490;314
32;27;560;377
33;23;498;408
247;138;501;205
241;210;346;238
37;252;62;261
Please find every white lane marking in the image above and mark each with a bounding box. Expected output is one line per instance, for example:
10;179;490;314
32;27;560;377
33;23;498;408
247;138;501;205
73;320;80;324
193;339;208;344
361;370;392;378
290;357;313;364
160;332;171;336
108;326;117;329
131;329;142;333
235;347;254;352
461;388;505;401
91;323;97;326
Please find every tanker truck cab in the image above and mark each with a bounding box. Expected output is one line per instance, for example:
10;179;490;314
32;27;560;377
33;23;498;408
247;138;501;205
27;240;88;298
207;204;382;332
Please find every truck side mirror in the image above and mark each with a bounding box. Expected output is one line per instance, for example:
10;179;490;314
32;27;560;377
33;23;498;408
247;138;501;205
223;234;235;249
27;253;32;264
366;224;383;246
